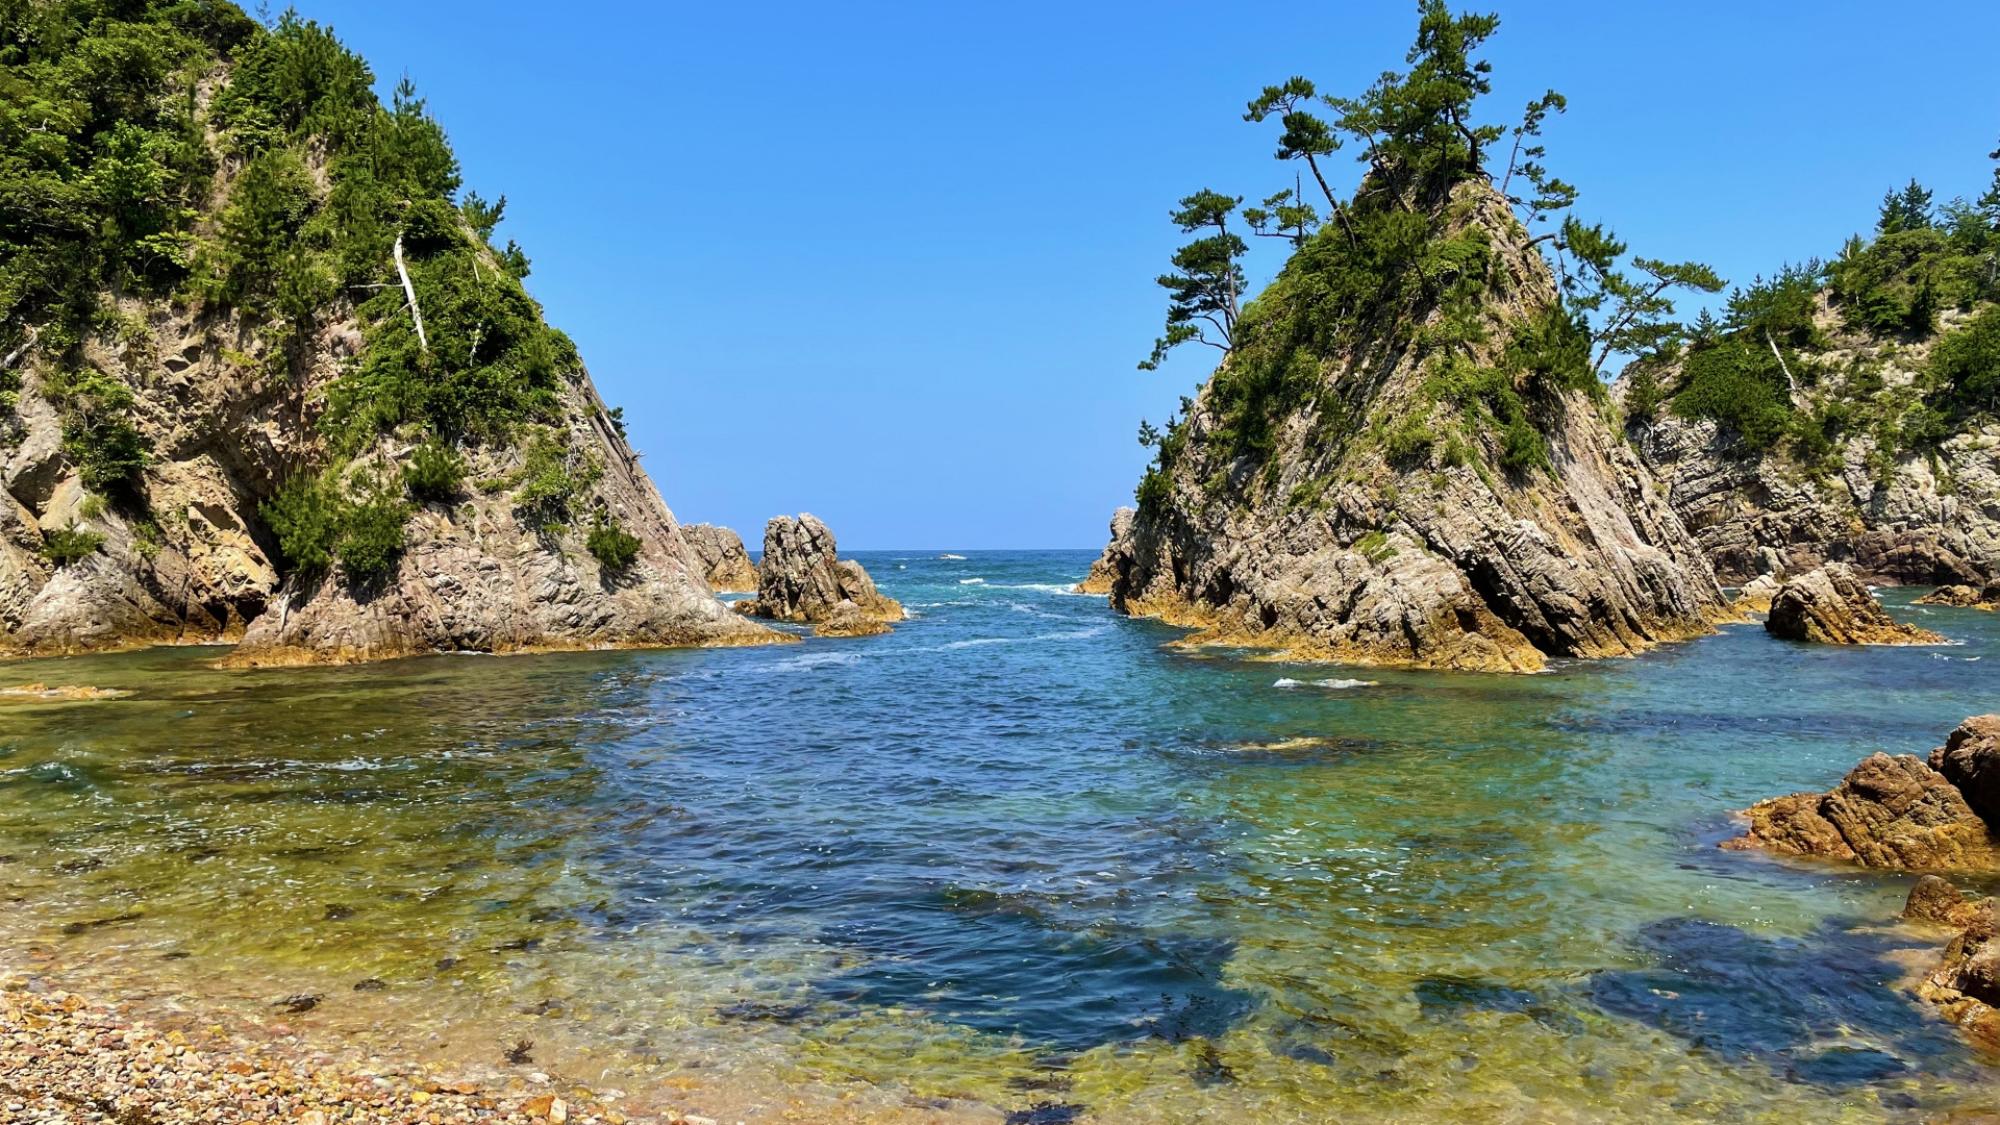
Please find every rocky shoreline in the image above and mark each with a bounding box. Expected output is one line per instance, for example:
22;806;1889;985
0;976;696;1125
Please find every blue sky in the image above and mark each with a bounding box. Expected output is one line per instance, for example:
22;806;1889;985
304;1;1999;549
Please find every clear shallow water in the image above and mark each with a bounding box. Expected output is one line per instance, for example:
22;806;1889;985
2;551;1998;1121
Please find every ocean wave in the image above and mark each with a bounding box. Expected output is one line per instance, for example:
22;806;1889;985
987;582;1092;597
959;578;986;585
939;553;967;560
1273;677;1377;690
758;651;863;674
936;624;1111;651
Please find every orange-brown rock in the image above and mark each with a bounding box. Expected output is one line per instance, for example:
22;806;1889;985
1763;563;1946;645
1724;752;1998;871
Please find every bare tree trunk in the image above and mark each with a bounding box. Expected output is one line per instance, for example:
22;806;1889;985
1;326;38;370
1765;328;1802;404
394;234;428;353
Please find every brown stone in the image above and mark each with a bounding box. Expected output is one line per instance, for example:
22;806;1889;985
1764;563;1947;645
1726;752;1998;871
1906;875;1988;929
1915;584;1999;609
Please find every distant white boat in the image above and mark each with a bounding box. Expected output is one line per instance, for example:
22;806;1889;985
938;553;967;560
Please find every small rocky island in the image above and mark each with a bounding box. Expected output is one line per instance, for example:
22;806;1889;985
734;514;903;637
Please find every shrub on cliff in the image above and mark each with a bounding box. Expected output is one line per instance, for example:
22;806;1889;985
586;514;642;572
39;524;104;567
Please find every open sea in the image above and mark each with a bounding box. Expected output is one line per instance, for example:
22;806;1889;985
2;549;1997;1121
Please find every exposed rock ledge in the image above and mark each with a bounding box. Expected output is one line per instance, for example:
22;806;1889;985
1763;563;1946;646
1724;716;2000;872
735;514;903;638
682;523;758;593
1917;584;2000;612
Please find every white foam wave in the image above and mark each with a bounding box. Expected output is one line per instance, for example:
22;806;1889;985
1274;677;1377;690
939;553;967;560
988;582;1093;597
935;624;1110;651
959;577;986;585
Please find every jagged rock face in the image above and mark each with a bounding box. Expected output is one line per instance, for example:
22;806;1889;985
1726;716;2000;872
1930;716;2000;825
681;523;757;593
1724;752;1996;870
1627;304;2000;587
230;384;772;664
0;192;768;666
741;514;902;637
1075;507;1133;595
2;303;333;651
1098;182;1726;673
1763;563;1945;645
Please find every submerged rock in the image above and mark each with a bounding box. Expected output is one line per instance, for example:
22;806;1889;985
1763;564;1945;645
1914;881;2000;1048
1905;875;1987;930
682;523;758;593
1096;181;1726;673
739;514;902;637
1726;716;2000;871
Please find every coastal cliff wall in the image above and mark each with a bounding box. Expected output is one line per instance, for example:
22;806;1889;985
0;5;768;662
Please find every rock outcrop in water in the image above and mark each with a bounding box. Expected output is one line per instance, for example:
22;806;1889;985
682;523;758;593
1075;508;1133;596
737;514;902;637
1918;584;2000;611
1726;715;2000;871
0;7;770;664
1098;181;1727;673
1762;564;1946;646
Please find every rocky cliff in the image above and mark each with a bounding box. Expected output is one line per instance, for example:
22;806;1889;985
0;6;768;662
1625;297;2000;588
1098;181;1728;673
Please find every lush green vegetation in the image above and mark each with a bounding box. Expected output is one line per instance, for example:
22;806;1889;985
1641;142;2000;465
586;512;641;572
39;523;104;566
1132;1;1719;508
0;3;625;584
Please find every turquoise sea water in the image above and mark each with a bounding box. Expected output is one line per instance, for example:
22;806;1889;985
2;550;1997;1121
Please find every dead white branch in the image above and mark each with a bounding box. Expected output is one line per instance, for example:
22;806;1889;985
1;326;38;370
1765;328;1801;404
393;234;428;353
